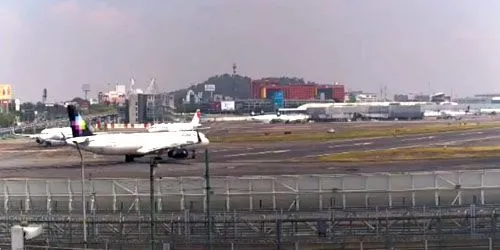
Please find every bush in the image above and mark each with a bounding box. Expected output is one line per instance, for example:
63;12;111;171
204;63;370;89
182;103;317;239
0;113;16;128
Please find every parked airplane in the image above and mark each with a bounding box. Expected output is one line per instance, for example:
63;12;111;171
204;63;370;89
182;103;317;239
147;109;208;132
19;127;73;146
65;105;210;162
250;111;310;124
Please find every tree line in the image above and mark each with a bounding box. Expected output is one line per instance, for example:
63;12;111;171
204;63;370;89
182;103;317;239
0;98;118;128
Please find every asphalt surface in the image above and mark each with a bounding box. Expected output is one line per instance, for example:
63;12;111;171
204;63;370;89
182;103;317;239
207;128;500;162
1;122;500;178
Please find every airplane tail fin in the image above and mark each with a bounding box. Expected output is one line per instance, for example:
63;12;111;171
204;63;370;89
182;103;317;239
191;109;201;125
67;105;94;138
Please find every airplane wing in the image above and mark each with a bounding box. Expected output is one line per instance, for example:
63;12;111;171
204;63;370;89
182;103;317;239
15;133;40;138
136;132;202;154
137;142;185;155
137;140;202;154
196;126;211;130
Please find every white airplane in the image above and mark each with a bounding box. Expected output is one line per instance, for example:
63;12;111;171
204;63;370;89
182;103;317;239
147;109;208;132
250;111;310;124
64;105;210;162
18;127;73;146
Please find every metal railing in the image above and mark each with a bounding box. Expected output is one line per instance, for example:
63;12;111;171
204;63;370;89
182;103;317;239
1;205;500;249
2;170;500;215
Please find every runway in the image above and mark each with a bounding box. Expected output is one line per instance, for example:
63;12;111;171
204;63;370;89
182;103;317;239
1;124;500;178
207;128;500;161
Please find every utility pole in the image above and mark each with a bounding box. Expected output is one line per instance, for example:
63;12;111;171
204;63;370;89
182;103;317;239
205;149;212;250
74;142;87;249
150;157;158;250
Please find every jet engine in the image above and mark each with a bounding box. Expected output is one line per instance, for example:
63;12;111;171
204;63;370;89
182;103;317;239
167;148;190;159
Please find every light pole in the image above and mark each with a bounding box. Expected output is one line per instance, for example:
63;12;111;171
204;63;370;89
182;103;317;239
74;142;87;248
205;149;212;250
150;157;158;250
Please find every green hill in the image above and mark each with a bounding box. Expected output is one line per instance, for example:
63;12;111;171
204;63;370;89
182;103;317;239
169;74;307;106
169;74;250;102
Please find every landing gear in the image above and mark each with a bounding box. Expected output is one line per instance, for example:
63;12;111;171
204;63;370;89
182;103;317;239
125;155;135;162
166;148;196;159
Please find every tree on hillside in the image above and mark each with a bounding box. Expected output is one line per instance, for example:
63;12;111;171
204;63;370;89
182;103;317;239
169;75;311;110
171;74;252;102
0;113;16;128
261;77;306;85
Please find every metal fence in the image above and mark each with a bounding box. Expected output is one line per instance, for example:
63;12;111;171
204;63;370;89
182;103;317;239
2;169;500;214
2;169;500;248
2;205;500;249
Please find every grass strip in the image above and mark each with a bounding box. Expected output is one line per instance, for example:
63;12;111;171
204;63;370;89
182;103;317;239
318;146;500;162
209;122;500;143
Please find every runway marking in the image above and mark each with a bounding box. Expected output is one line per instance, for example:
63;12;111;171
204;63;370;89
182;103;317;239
305;144;427;158
436;135;500;145
353;142;373;146
211;149;229;153
459;131;484;136
311;153;332;157
0;149;66;153
328;142;373;148
401;136;435;142
224;150;291;157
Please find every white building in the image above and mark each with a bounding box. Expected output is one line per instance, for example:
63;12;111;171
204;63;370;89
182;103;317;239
355;93;378;102
102;84;127;105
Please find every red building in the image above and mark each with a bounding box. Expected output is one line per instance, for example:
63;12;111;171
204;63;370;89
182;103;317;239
264;84;317;100
250;79;281;99
317;84;345;102
250;79;345;102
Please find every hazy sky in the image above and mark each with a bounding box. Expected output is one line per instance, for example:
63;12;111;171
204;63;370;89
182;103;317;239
1;0;500;102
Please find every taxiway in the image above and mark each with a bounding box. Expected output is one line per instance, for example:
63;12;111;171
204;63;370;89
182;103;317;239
1;122;500;178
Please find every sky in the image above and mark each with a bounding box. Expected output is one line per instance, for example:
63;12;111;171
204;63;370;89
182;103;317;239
1;0;500;102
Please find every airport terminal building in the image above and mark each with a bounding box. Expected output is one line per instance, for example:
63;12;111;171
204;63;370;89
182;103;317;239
281;102;425;121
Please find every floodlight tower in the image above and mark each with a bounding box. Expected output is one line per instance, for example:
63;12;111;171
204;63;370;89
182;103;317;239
232;63;238;95
42;88;47;104
82;84;91;101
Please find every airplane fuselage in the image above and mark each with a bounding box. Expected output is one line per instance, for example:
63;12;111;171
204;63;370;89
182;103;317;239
67;131;208;156
251;114;309;123
148;122;200;132
34;127;73;146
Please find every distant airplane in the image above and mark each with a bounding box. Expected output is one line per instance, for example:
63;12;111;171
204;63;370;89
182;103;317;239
250;111;310;124
65;105;210;162
147;109;209;132
18;127;73;146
